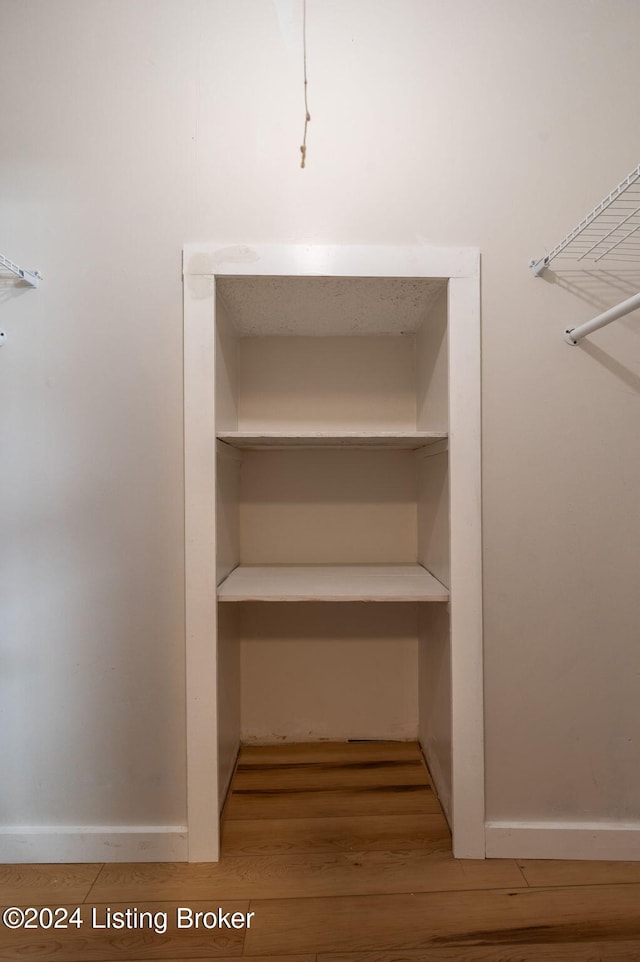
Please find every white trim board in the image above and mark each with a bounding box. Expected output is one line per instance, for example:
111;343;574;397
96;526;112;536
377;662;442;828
184;243;478;280
0;827;188;864
486;822;640;861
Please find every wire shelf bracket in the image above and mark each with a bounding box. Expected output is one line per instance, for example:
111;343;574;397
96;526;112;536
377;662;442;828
530;163;640;344
0;253;42;288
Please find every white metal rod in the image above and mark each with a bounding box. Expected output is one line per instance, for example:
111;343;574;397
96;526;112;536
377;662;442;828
565;290;640;345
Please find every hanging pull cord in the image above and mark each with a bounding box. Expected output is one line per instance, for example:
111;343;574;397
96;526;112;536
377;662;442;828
300;0;310;168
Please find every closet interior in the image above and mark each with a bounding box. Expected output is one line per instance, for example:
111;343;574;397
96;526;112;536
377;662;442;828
214;275;452;800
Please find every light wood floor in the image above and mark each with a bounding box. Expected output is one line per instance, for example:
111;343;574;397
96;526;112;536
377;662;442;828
3;740;640;960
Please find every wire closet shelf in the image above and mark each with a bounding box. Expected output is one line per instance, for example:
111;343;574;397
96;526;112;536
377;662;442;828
0;253;41;288
530;163;640;345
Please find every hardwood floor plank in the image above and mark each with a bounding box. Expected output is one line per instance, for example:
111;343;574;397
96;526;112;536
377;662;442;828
0;864;102;906
221;813;451;856
319;945;640;961
0;901;250;961
115;957;314;962
238;742;423;765
233;759;430;791
88;851;524;903
243;883;640;955
518;858;640;888
224;784;440;820
7;743;640;962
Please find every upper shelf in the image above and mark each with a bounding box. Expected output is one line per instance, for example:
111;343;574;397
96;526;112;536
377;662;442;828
530;164;640;276
217;431;447;451
217;563;449;602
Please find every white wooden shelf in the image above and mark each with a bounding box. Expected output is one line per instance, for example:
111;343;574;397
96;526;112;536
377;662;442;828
217;431;447;451
217;563;449;603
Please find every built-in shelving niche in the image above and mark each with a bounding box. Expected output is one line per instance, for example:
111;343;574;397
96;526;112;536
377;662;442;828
183;245;482;861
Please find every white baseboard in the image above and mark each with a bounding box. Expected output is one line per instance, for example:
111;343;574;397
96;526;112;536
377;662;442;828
0;826;188;863
486;820;640;861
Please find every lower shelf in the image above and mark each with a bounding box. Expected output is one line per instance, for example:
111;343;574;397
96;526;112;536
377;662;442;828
217;564;449;603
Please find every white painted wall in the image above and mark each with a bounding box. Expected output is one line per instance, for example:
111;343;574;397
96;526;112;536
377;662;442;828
2;0;640;854
240;602;419;743
237;336;417;430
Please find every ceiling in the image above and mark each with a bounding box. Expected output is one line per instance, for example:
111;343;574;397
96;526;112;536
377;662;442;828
215;275;446;337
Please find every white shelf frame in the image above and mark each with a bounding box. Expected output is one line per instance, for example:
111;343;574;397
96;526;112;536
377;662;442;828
530;164;640;344
0;253;41;287
183;242;483;861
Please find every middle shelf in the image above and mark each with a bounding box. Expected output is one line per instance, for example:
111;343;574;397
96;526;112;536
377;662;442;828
217;563;449;603
217;431;448;451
